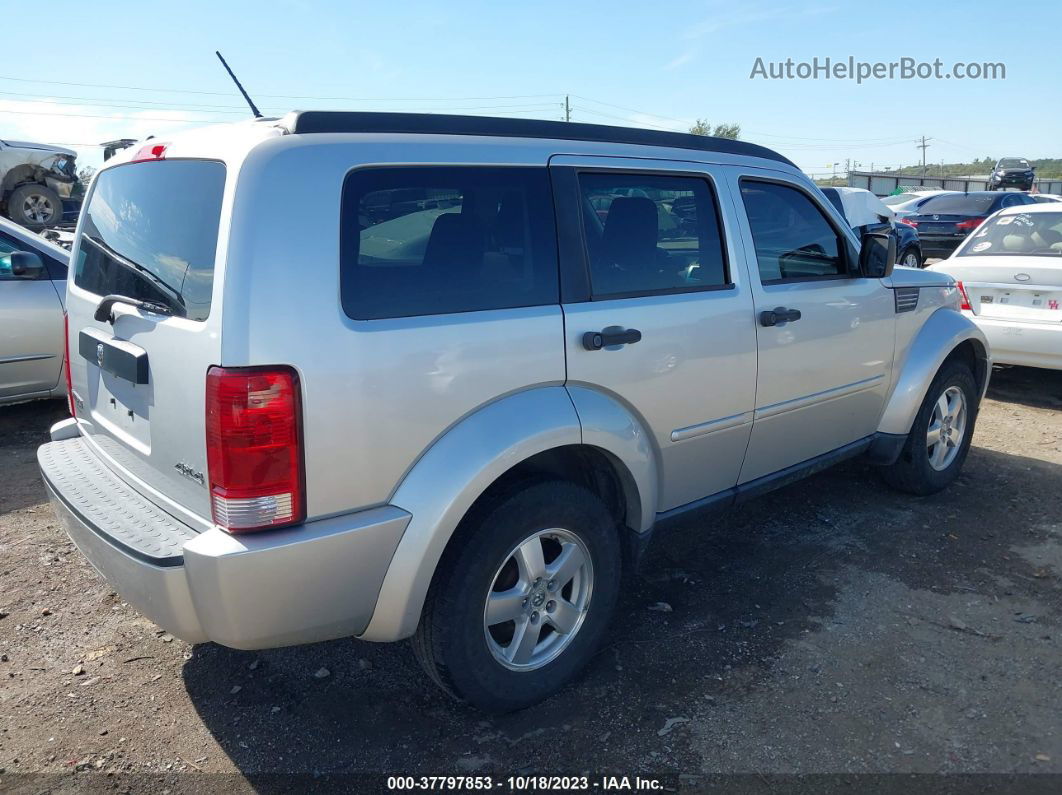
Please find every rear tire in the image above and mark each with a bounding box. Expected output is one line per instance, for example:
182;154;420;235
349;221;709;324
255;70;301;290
412;480;621;712
878;359;978;495
7;183;64;230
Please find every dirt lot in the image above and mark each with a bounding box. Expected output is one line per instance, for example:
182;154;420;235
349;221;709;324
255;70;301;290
1;367;1060;785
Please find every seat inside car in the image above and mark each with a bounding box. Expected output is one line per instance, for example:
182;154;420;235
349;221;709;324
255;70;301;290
423;212;487;270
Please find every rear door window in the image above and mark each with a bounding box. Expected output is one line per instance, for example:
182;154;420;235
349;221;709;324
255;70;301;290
576;172;729;297
341;167;558;320
75;160;226;321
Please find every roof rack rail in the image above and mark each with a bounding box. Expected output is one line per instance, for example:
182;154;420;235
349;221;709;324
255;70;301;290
287;111;794;167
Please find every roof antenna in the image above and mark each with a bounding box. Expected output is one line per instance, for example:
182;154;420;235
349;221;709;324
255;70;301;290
215;50;262;118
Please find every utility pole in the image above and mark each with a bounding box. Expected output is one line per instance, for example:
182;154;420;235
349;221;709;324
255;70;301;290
917;136;931;179
564;95;571;122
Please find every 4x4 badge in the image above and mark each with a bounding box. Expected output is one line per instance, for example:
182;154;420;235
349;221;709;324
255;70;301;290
174;462;205;486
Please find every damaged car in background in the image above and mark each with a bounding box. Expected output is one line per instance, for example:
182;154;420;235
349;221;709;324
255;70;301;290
0;140;80;230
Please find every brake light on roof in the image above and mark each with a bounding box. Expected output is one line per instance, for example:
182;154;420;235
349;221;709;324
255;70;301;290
63;313;75;417
205;366;304;532
131;143;168;162
956;281;972;311
955;218;982;231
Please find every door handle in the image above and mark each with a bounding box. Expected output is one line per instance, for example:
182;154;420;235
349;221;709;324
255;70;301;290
583;327;642;351
759;307;802;327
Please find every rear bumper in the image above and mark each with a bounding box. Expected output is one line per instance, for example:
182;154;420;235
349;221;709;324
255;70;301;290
918;236;966;259
969;314;1062;370
39;435;410;649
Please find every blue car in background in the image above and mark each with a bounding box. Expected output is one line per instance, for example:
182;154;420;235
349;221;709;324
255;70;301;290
821;186;924;268
901;190;1037;261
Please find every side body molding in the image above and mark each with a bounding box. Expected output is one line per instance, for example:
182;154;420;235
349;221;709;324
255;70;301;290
565;385;658;534
877;307;991;437
360;387;582;642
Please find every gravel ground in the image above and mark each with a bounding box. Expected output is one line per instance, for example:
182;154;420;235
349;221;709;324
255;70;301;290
0;366;1060;785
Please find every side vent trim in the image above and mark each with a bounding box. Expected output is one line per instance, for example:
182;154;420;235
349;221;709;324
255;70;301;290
894;287;920;314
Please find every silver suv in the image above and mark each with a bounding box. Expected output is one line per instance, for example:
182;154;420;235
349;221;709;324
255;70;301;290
38;113;989;711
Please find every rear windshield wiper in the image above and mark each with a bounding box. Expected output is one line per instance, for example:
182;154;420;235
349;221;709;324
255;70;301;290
94;294;175;323
82;235;187;319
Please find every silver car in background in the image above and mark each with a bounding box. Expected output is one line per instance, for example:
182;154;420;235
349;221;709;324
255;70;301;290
0;216;69;406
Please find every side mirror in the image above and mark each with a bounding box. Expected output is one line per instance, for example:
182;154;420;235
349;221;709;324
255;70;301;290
859;230;895;278
7;251;46;279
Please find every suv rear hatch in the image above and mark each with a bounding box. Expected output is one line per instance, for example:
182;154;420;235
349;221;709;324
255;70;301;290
67;157;227;530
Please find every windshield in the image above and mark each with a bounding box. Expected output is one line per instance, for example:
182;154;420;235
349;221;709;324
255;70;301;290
960;212;1062;258
75;160;226;321
998;159;1030;169
917;193;997;215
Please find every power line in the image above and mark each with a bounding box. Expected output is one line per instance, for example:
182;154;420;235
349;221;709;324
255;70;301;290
0;87;255;110
0;73;560;103
0;93;562;116
0;108;226;123
0;105;566;126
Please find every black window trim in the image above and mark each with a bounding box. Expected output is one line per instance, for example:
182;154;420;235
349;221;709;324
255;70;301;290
339;162;562;322
739;175;860;286
552;164;735;303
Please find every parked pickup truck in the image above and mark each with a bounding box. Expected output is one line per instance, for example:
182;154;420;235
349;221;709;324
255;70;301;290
39;113;990;712
0;140;80;229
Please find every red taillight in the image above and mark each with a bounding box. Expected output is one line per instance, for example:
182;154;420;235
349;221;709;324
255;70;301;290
955;218;982;231
63;313;75;417
205;366;304;532
956;280;972;311
131;143;168;162
899;218;918;227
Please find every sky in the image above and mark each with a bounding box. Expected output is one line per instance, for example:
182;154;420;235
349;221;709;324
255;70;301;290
3;0;1059;175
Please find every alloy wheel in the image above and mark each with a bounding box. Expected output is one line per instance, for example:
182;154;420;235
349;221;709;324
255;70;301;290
926;385;967;471
483;527;593;671
23;194;56;225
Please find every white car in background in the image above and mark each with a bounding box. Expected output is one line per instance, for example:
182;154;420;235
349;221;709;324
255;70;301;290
929;203;1062;371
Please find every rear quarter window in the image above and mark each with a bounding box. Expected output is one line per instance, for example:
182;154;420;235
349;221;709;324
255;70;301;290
340;166;559;320
75;160;226;321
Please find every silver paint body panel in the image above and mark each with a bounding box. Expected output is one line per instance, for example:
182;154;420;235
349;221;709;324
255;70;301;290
41;119;988;648
0;216;68;404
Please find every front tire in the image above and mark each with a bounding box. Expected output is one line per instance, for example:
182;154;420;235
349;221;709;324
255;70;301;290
899;246;923;269
412;480;621;712
7;183;64;230
878;359;978;495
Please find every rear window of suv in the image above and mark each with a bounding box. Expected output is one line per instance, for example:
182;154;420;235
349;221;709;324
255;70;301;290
75;160;226;322
341;166;558;320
